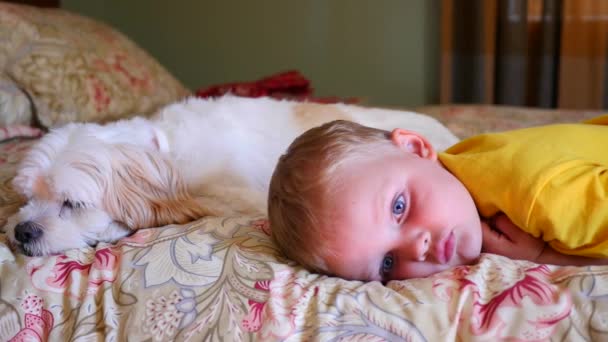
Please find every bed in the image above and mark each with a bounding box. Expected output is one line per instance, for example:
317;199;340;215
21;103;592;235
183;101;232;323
2;3;608;342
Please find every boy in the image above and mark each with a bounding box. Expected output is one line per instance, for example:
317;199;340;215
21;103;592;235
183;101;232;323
267;117;608;282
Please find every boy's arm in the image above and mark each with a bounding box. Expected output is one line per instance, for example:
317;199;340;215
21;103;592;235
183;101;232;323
535;244;608;266
482;214;608;266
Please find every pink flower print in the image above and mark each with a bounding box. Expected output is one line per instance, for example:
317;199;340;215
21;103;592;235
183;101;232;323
87;75;111;112
27;247;120;298
468;265;569;333
433;260;572;341
253;269;317;340
92;54;150;91
20;294;43;314
250;219;271;236
242;280;270;332
242;269;310;339
144;291;184;341
9;294;54;342
111;54;151;90
0;126;43;142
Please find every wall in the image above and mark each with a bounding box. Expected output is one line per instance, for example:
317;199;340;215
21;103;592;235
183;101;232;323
63;0;439;108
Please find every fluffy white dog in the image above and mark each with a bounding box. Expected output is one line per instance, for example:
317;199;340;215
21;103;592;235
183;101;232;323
4;95;458;256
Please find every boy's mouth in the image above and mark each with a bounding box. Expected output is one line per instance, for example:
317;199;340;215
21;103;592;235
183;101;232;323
437;231;455;264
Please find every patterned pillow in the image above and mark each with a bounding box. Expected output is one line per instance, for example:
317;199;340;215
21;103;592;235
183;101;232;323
0;3;190;128
0;74;32;126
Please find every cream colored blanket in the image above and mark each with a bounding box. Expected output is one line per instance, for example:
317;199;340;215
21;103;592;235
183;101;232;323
1;135;607;342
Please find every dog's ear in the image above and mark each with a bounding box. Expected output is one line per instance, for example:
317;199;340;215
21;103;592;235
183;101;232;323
103;144;213;229
12;151;51;199
12;168;36;198
12;123;80;198
12;140;50;198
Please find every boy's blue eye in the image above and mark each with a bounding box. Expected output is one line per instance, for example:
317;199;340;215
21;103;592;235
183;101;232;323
381;254;394;274
393;194;407;216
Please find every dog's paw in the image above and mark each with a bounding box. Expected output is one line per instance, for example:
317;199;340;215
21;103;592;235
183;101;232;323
97;222;132;243
0;235;16;264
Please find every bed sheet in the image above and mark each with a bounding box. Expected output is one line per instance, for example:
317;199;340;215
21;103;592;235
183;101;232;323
414;104;602;138
1;107;608;341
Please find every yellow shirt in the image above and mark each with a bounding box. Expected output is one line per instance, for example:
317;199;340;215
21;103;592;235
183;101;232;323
438;115;608;257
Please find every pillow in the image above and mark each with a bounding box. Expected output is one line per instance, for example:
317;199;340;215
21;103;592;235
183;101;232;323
0;3;190;128
0;75;32;126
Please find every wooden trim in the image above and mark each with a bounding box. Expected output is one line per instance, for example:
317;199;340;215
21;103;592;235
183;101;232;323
481;0;497;104
7;0;60;7
440;0;454;104
525;0;543;106
558;0;608;109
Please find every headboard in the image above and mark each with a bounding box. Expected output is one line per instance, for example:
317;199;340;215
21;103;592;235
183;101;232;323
6;0;59;8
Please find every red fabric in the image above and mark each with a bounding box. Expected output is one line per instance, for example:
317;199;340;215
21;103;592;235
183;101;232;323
194;70;359;104
0;125;43;142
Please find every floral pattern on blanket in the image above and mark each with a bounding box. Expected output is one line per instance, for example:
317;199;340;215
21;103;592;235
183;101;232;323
1;135;608;341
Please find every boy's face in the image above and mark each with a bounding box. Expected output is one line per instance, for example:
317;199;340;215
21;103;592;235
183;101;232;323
321;129;482;282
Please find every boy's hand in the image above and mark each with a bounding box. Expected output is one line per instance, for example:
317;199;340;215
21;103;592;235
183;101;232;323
481;214;545;262
482;213;608;266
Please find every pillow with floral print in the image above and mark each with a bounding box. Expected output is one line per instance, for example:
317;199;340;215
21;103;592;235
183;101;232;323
0;3;189;128
0;74;32;126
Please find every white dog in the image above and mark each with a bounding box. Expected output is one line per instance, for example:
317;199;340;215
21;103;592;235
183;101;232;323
4;95;458;256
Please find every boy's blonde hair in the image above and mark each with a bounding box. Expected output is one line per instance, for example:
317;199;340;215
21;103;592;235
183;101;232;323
268;120;395;274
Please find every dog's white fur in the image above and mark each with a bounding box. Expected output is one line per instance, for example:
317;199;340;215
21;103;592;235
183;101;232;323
4;95;458;256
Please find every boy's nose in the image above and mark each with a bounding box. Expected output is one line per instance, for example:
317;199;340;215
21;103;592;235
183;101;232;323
413;231;431;261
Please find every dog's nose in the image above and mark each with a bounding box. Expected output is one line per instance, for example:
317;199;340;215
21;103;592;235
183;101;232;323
14;221;43;243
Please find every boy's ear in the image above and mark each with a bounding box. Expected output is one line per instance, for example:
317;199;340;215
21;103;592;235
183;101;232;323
390;129;437;160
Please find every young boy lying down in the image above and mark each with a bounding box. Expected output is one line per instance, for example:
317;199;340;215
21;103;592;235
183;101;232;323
267;115;608;282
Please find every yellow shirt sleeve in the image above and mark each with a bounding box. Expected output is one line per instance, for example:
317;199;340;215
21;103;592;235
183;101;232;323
529;161;608;257
438;116;608;258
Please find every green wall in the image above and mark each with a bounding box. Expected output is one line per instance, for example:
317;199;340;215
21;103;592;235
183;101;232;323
62;0;440;108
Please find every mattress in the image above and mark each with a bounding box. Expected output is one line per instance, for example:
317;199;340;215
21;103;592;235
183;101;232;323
1;105;607;341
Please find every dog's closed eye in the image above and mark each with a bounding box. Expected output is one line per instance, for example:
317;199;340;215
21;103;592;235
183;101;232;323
62;200;85;209
60;199;86;217
62;200;75;209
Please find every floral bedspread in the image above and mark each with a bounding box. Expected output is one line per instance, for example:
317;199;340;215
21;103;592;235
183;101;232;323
2;107;608;341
